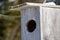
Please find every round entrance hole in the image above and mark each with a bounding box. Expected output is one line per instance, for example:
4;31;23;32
26;20;36;32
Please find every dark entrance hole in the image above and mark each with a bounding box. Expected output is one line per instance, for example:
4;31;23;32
26;20;36;32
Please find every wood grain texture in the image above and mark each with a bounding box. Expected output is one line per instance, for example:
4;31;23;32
40;6;60;40
21;6;41;40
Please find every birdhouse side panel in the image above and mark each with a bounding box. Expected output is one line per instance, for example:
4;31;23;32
40;7;60;40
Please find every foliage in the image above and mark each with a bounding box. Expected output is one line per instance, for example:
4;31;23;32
0;11;2;14
8;0;20;6
0;0;21;40
0;15;20;40
4;10;20;16
0;2;21;40
3;0;9;10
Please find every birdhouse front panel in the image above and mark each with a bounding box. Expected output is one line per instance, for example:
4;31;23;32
21;6;41;40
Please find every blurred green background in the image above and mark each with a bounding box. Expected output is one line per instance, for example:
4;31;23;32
0;0;21;40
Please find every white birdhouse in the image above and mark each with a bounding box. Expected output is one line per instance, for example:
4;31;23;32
10;2;42;40
10;2;60;40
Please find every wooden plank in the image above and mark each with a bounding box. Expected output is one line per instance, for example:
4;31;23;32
21;7;41;40
40;6;60;40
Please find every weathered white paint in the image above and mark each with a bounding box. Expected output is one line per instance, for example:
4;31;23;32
40;7;56;40
40;6;60;40
20;6;41;40
10;2;60;40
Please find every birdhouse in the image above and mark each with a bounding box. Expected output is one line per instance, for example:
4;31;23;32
10;2;42;40
10;2;60;40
